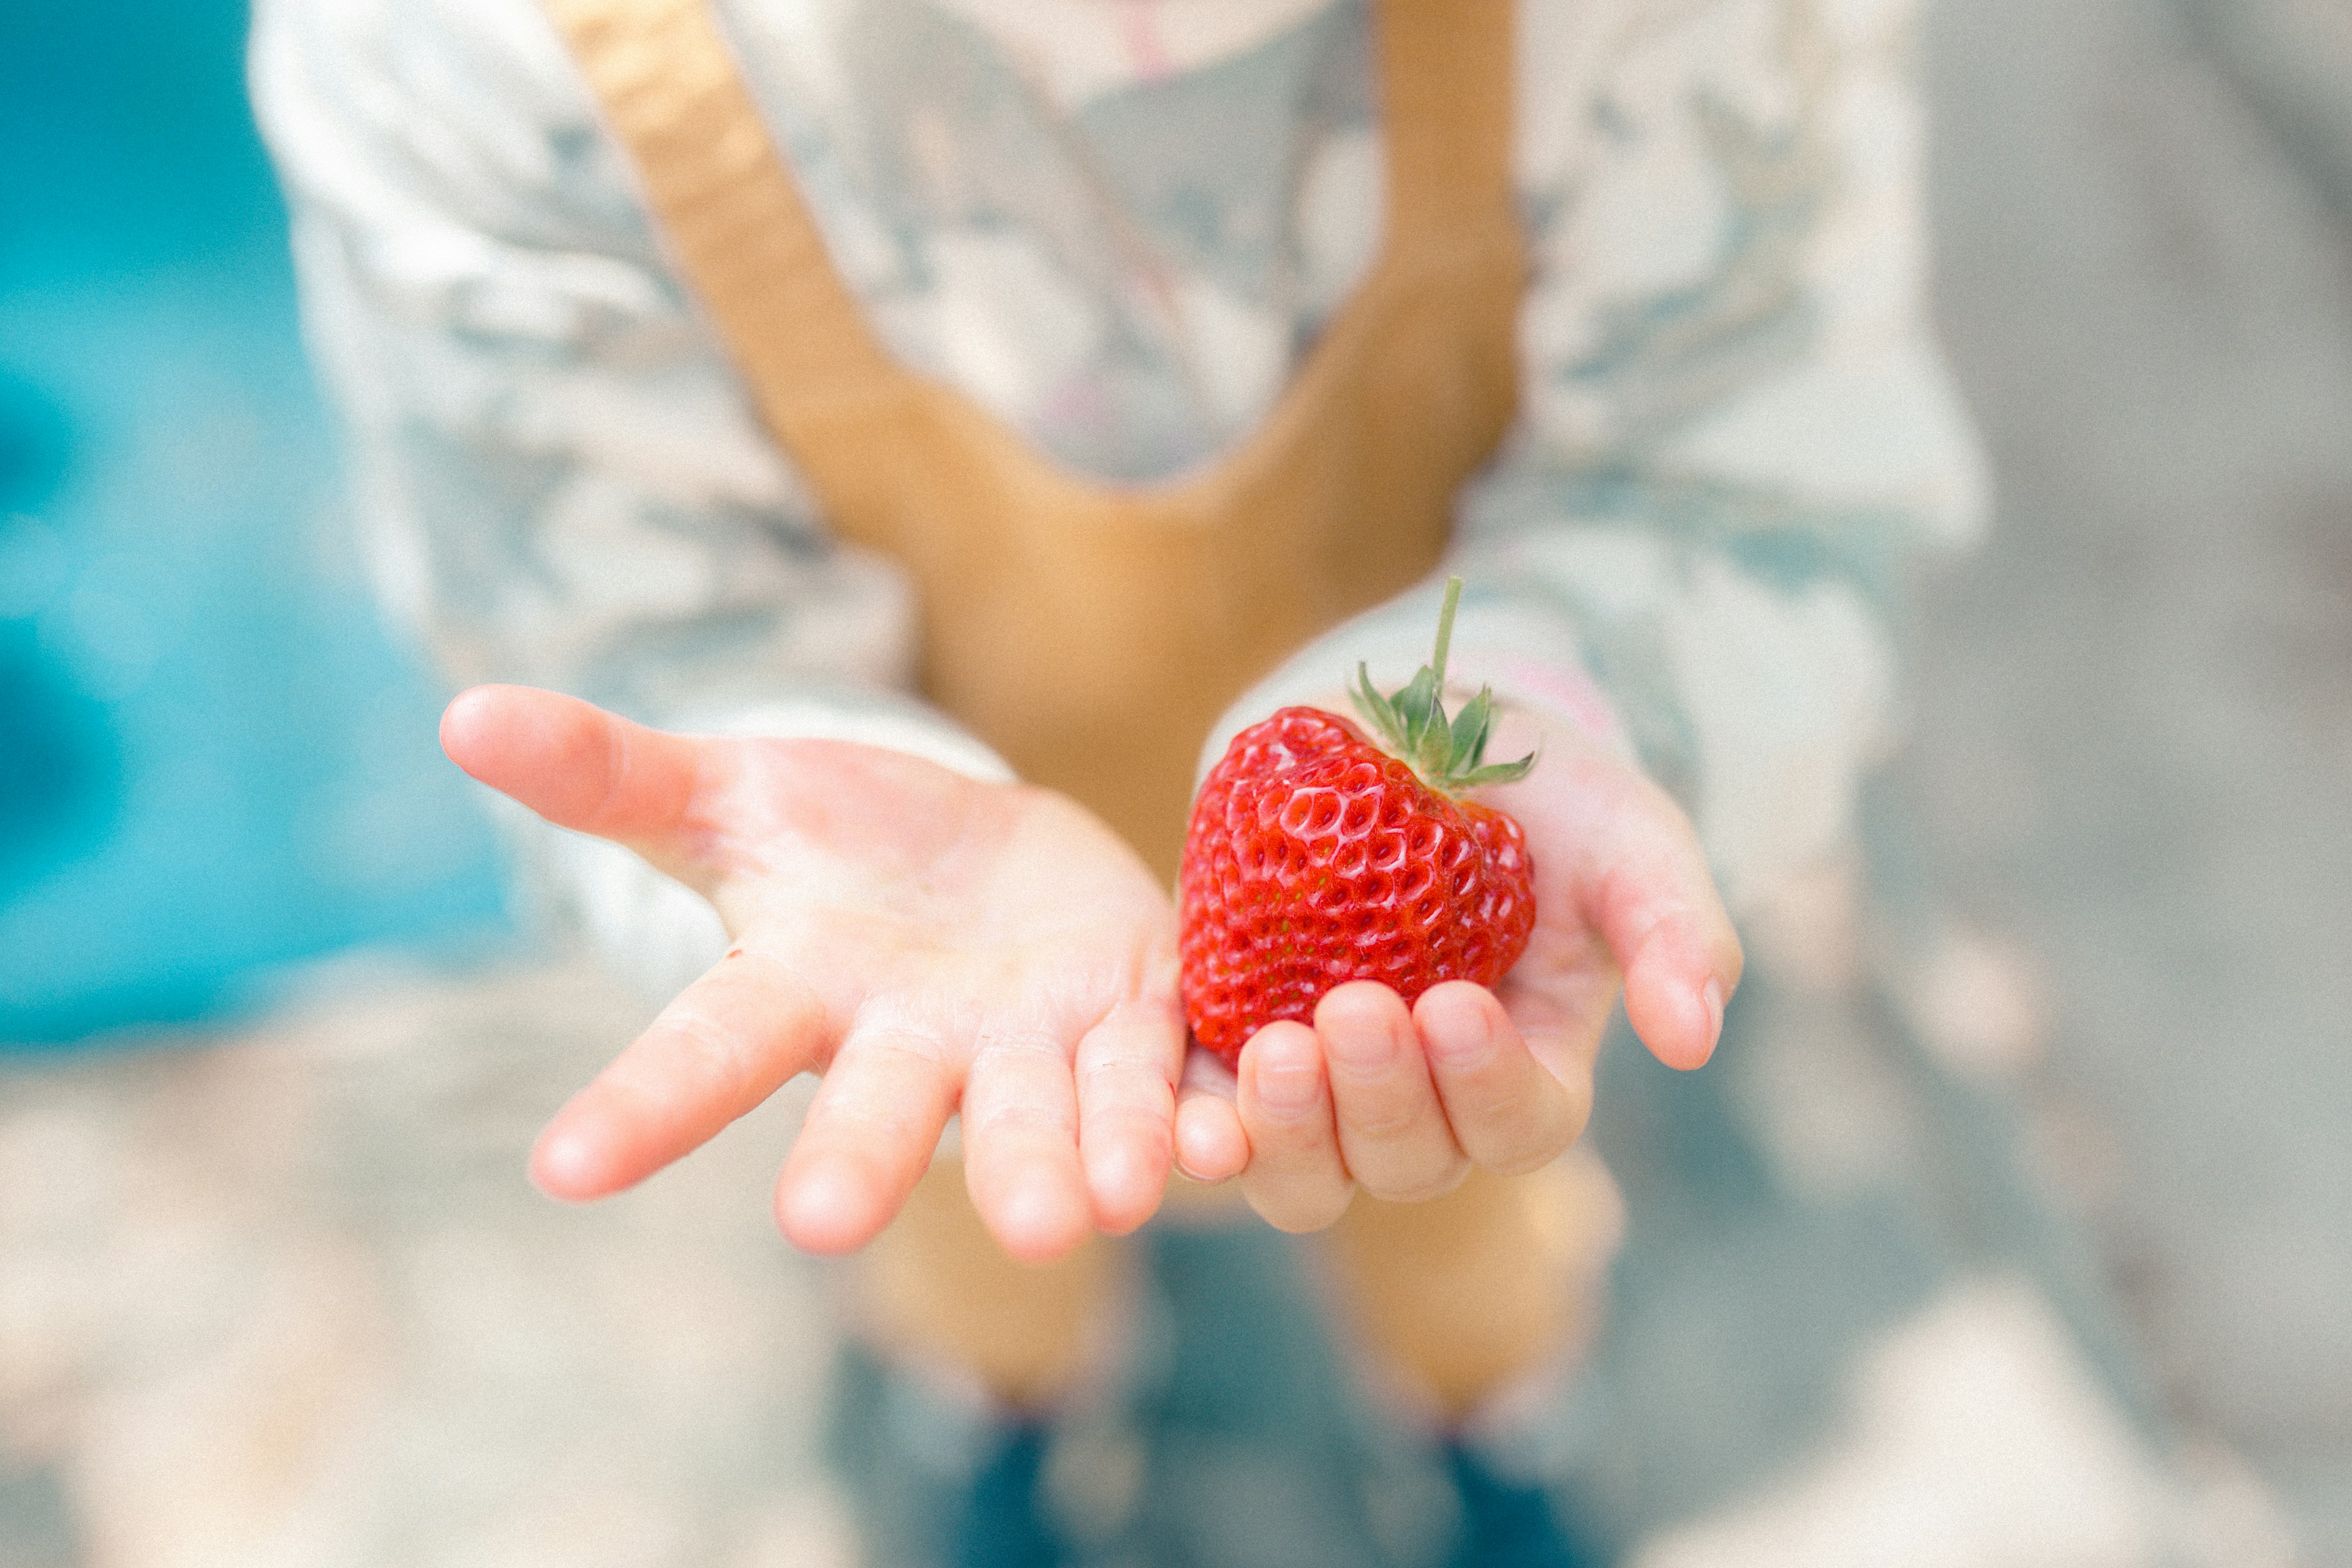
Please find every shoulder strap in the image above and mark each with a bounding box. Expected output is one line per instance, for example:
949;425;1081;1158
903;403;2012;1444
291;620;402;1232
1377;0;1517;244
542;0;900;420
543;0;1516;429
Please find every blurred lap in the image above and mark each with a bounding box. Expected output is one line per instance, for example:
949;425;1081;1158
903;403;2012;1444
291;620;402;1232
854;1153;1622;1423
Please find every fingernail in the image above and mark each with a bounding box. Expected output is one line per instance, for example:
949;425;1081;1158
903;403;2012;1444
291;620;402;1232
1322;1012;1398;1073
1258;1060;1321;1117
1701;979;1725;1055
1425;993;1495;1068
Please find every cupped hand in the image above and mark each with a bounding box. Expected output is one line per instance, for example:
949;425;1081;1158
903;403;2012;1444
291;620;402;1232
442;684;1231;1262
1180;701;1743;1232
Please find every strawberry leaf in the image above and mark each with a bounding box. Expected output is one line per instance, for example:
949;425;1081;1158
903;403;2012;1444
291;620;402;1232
1341;576;1542;797
1417;703;1454;778
1458;752;1538;789
1394;666;1440;753
1449;688;1496;774
1351;662;1402;741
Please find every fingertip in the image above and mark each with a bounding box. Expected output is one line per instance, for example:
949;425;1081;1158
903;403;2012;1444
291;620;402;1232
1626;949;1725;1071
440;684;597;807
1085;1134;1170;1237
1175;1093;1248;1183
1414;978;1495;1022
529;1123;621;1202
1313;978;1408;1032
1412;981;1505;1068
1242;1023;1327;1119
775;1159;886;1256
439;685;510;776
988;1178;1094;1265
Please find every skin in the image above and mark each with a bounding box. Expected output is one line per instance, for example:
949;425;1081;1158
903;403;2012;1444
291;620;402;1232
441;684;1741;1259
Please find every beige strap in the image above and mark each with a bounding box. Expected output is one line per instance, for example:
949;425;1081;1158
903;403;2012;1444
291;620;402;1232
1380;0;1517;242
543;0;898;417
545;0;1513;442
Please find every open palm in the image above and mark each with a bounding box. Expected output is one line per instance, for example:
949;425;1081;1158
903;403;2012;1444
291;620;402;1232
441;685;1199;1262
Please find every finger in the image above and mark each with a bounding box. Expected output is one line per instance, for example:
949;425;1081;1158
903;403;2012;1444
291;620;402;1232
440;685;714;869
1235;1022;1354;1232
532;945;827;1200
1074;999;1186;1235
960;1028;1093;1264
1174;1047;1249;1185
1596;863;1740;1072
1317;982;1468;1203
775;1025;959;1256
1414;982;1588;1175
1566;769;1744;1072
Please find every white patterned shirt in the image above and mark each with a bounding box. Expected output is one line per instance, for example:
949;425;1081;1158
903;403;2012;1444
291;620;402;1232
252;0;1986;990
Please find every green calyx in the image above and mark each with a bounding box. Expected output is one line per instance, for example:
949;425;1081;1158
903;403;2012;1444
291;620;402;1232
1348;575;1538;796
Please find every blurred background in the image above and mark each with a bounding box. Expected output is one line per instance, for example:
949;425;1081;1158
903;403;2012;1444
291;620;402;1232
1;0;2346;1564
0;0;510;1041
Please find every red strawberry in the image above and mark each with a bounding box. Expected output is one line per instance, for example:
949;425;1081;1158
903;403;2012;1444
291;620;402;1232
1179;578;1538;1067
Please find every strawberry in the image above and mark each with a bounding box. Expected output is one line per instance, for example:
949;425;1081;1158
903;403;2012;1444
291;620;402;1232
1178;578;1538;1067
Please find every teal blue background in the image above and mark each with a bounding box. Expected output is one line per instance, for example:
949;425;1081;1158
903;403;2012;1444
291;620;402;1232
0;0;510;1045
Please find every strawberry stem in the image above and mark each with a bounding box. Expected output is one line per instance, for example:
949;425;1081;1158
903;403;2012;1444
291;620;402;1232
1431;575;1460;697
1346;575;1537;796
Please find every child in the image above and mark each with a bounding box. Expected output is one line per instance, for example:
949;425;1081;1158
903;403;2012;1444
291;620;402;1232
254;0;1984;1558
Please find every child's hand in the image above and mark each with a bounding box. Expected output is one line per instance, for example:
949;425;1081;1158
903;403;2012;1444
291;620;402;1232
1192;703;1743;1232
442;685;1217;1262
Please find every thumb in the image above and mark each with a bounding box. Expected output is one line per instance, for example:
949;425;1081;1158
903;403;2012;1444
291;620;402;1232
441;684;714;873
1493;742;1743;1072
1580;772;1743;1071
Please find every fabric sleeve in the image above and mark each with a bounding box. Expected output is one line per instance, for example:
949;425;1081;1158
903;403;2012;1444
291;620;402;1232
250;0;1009;998
1212;0;1989;913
